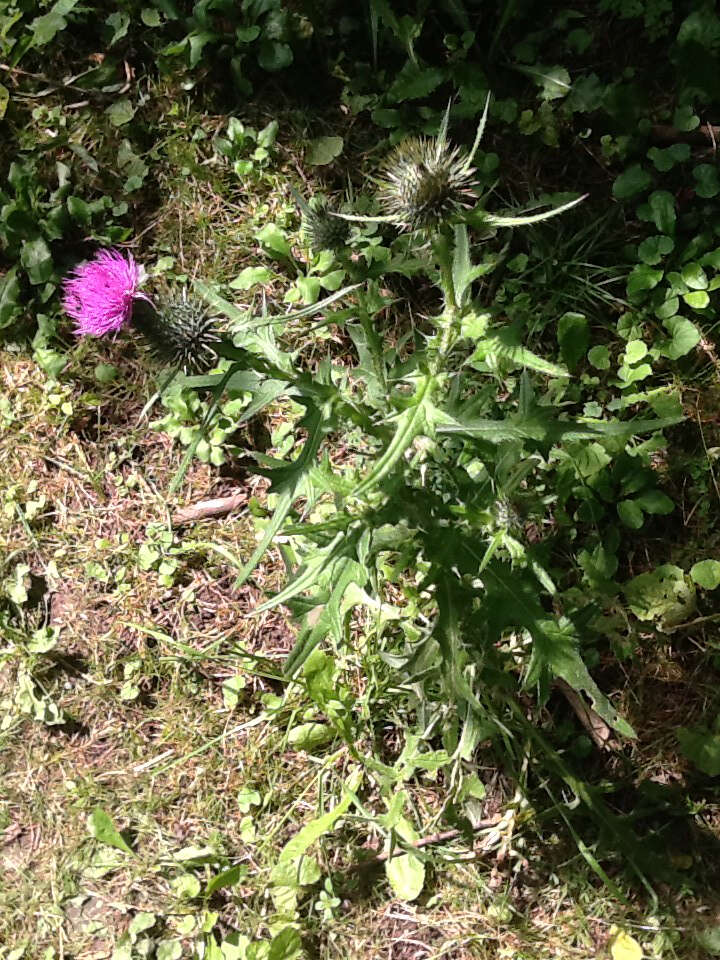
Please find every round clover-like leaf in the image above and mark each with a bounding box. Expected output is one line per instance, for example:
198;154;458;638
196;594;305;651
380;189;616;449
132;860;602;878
691;559;720;590
647;144;690;172
684;290;710;309
637;235;674;265
694;164;720;199
626;264;663;299
681;262;708;290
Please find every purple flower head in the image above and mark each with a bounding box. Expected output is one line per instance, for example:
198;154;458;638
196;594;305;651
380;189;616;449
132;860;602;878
63;249;147;336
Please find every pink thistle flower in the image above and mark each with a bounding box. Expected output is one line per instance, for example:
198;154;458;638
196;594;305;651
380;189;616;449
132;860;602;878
62;249;147;336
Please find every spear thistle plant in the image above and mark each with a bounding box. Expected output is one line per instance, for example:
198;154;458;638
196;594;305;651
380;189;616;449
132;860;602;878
85;108;683;883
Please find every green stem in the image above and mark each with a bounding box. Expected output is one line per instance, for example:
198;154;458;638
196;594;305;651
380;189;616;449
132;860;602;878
432;230;456;312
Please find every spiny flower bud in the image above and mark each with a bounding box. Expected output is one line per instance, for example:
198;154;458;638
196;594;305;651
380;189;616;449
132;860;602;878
301;197;350;251
133;294;220;373
377;136;477;232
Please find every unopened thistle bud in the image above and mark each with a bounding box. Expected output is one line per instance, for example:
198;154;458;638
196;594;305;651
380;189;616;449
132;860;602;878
301;197;349;251
132;294;220;373
377;136;477;232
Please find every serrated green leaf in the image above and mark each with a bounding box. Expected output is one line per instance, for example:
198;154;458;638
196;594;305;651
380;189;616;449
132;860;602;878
471;329;569;377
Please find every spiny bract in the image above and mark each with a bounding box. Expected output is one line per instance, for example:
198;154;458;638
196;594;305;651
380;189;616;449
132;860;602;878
133;295;220;373
301;197;350;251
377;137;477;231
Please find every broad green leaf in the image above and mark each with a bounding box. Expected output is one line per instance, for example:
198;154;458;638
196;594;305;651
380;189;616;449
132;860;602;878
624;564;695;628
684;290;710;309
690;559;720;590
106;10;130;44
288;722;335;751
105;98;135;127
256;223;291;259
536;64;571;101
268;927;302;960
624;340;648;364
681;262;708;290
647;190;676;234
678;726;720;776
128;913;156;940
0;84;8;120
557;312;589;369
613;165;651;200
229;266;272;290
205;864;244;896
696;925;720;956
87;808;133;855
20;238;53;285
156;941;181;960
306;136;344;166
635;490;674;515
617;500;644;529
386;851;425;901
31;0;79;45
141;7;162;26
674;104;699;131
587;344;610;369
663;316;700;359
655;295;679;319
388;61;444;101
626;264;662;299
257;40;293;72
0;266;21;329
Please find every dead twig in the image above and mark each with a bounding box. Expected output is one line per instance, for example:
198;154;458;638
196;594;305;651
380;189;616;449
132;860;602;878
345;816;502;872
651;123;720;146
554;677;612;750
172;490;247;526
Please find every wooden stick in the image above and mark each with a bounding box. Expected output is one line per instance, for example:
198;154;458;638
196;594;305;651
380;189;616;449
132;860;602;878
172;491;247;526
345;816;502;872
651;123;720;147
